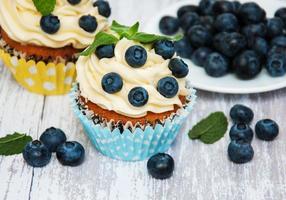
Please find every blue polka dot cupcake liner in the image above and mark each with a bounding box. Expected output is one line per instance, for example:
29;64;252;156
70;84;197;161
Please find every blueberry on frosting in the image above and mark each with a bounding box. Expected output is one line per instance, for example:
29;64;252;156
125;45;147;68
168;58;189;78
79;15;98;33
101;72;123;94
154;40;175;59
40;15;60;34
157;77;179;98
128;87;149;107
93;0;111;18
96;44;115;59
67;0;81;5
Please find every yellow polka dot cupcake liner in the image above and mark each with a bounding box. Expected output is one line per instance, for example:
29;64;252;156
0;49;76;95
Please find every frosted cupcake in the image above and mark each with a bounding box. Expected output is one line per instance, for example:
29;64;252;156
0;0;110;95
71;22;197;161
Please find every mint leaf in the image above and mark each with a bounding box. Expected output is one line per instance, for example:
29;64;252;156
111;21;139;39
0;133;32;156
188;112;228;144
32;0;56;16
80;32;119;56
130;32;183;43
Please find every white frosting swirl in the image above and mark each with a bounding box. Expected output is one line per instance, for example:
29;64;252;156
0;0;108;49
76;38;188;118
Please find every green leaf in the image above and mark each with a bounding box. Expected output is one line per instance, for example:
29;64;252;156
32;0;56;16
0;133;32;156
80;32;119;56
130;32;183;43
111;20;139;39
188;112;228;144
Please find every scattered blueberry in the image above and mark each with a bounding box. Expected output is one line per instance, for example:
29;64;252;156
212;0;234;15
255;119;279;141
174;37;193;59
275;8;286;28
56;141;85;166
79;15;97;33
93;0;111;17
128;87;149;107
147;153;174;180
168;58;189;78
204;52;229;77
230;104;254;124
271;36;286;48
228;140;254;164
191;47;212;67
229;123;254;143
238;2;266;24
177;5;200;18
266;53;286;77
159;16;180;35
187;25;212;47
67;0;81;5
199;0;215;15
101;72;123;94
125;45;147;68
40;127;67;152
266;18;284;38
214;13;239;33
95;44;115;59
154;40;175;59
40;15;60;34
157;77;179;98
179;12;200;31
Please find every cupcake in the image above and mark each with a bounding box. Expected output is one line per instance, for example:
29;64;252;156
0;0;110;95
71;22;197;161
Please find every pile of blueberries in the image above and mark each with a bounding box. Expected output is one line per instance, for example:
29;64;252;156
23;127;85;167
159;0;286;79
228;104;279;164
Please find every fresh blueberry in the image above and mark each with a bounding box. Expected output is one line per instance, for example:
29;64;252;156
177;5;200;18
23;140;51;167
40;15;60;34
101;72;123;94
191;47;212;67
230;104;254;124
232;1;241;14
157;77;179;98
249;37;268;57
233;50;261;80
125;45;147;68
198;15;215;33
147;153;174;180
212;0;234;15
187;25;212;47
179;12;200;31
67;0;81;5
168;58;189;78
56;141;85;166
174;37;193;59
268;46;286;57
229;123;254;143
204;52;229;77
214;13;239;32
275;8;286;28
228;140;254;164
238;2;266;24
95;44;115;59
271;36;286;48
242;23;267;39
199;0;215;15
266;18;284;38
93;0;111;17
255;119;279;141
39;127;67;152
266;53;286;77
128;87;149;107
154;40;175;59
159;16;180;35
79;15;97;33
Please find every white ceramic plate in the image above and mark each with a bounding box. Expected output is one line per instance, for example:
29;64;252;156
144;0;286;94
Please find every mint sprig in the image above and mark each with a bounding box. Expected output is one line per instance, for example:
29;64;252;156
32;0;56;16
0;133;32;156
111;21;139;39
188;112;228;144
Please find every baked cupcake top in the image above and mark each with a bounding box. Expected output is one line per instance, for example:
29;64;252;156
0;0;109;49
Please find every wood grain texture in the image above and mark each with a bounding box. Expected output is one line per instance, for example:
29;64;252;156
0;0;286;200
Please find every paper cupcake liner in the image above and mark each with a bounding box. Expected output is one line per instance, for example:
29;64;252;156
70;84;197;161
0;49;76;95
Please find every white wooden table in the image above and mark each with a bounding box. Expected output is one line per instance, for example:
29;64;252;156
0;0;286;199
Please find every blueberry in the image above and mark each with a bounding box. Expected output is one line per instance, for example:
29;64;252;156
204;52;229;77
101;72;123;94
125;45;147;68
229;123;254;143
199;0;215;15
187;25;212;47
179;12;200;31
39;127;67;152
214;13;239;33
212;0;234;15
95;44;115;59
128;87;149;107
79;15;97;33
268;46;286;57
233;50;261;80
67;0;81;5
275;8;286;28
228;140;254;164
154;40;175;59
157;77;179;98
271;36;286;48
238;2;266;24
251;37;268;57
159;16;180;35
255;119;279;141
174;37;193;59
168;58;189;78
266;18;284;38
23;140;51;167
266;53;286;77
191;47;212;67
56;141;85;166
198;15;215;33
177;5;200;18
93;0;111;18
40;15;60;34
242;23;267;39
232;1;241;14
147;153;174;180
230;104;254;124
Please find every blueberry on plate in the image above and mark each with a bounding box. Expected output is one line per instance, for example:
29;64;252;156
214;13;239;33
191;47;212;67
238;2;266;24
177;5;200;18
67;0;81;5
266;18;284;39
40;15;60;34
198;15;215;33
204;52;229;77
275;8;286;28
23;140;51;167
95;44;115;59
128;87;149;107
125;45;147;68
229;123;254;143
154;40;175;59
159;16;180;35
271;36;286;48
56;141;85;166
40;127;67;152
266;53;286;77
79;15;97;33
199;0;215;15
93;0;111;17
179;12;200;31
174;37;193;59
255;119;279;141
268;46;286;58
147;153;174;180
212;0;234;15
228;140;254;164
230;104;254;124
187;25;212;47
101;72;123;94
250;37;268;57
168;58;189;78
157;77;179;98
241;23;267;39
233;50;261;80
